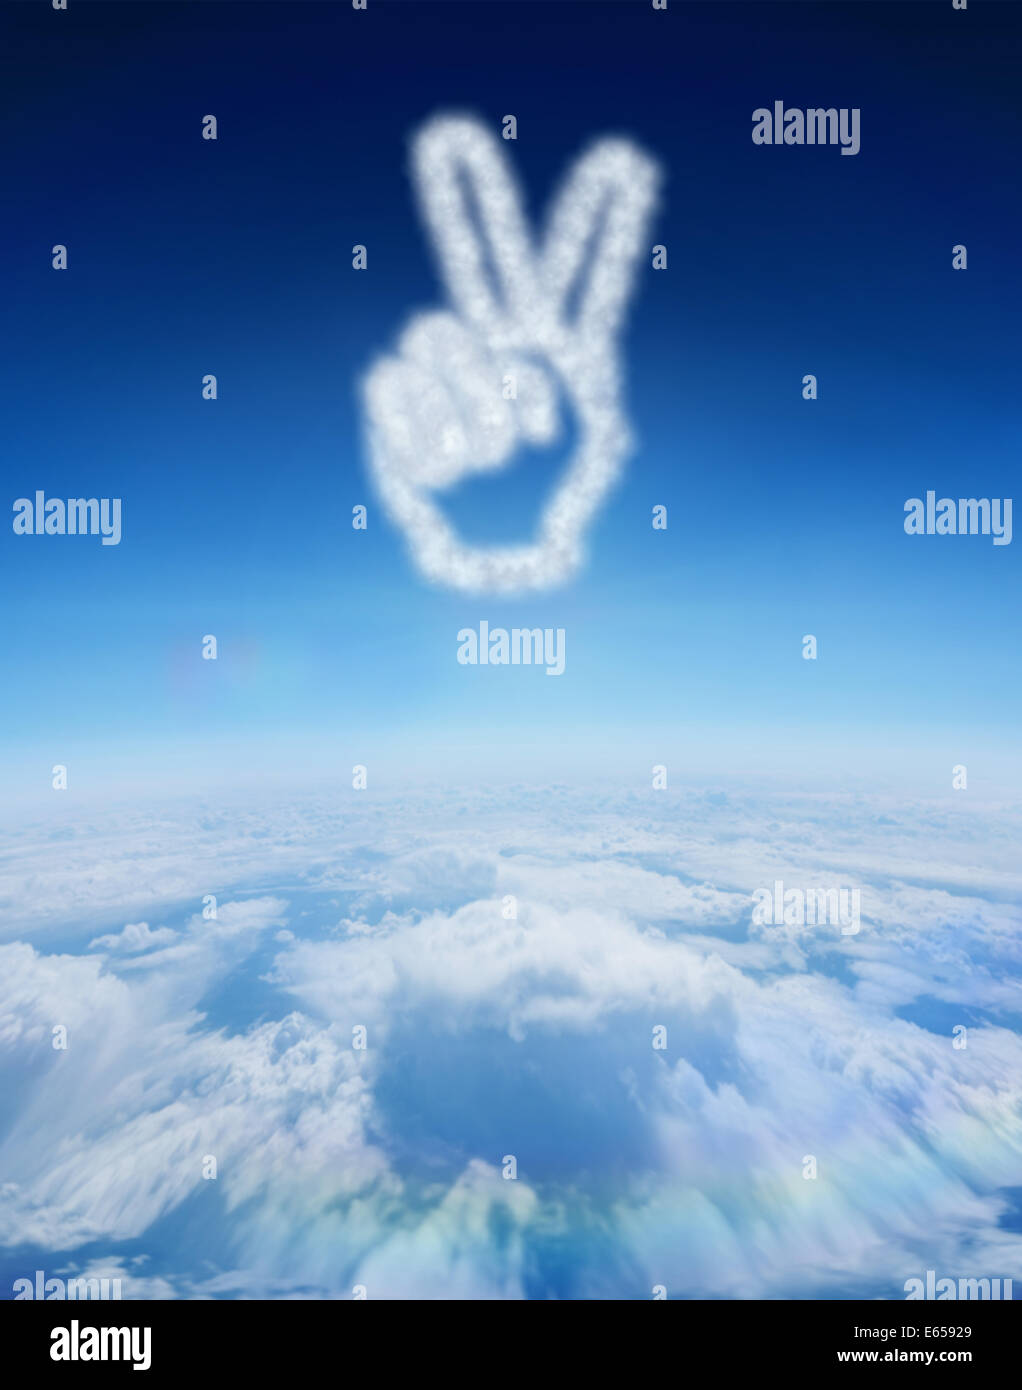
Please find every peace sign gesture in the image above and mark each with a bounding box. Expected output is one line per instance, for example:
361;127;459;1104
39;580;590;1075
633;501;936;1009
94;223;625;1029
362;114;659;593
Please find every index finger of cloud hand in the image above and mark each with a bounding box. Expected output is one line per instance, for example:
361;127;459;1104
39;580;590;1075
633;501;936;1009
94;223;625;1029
411;114;537;334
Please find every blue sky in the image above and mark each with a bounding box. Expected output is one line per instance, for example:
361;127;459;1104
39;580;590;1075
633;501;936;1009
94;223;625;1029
3;0;1020;802
2;1;1021;1304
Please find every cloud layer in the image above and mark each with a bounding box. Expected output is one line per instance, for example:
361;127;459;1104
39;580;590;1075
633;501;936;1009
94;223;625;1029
1;783;1020;1299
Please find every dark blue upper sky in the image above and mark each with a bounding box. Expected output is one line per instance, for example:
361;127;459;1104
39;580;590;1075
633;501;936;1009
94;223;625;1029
3;1;1019;796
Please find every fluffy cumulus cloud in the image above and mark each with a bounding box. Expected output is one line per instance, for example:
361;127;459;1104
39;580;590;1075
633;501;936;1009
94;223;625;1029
0;784;1020;1299
88;921;179;954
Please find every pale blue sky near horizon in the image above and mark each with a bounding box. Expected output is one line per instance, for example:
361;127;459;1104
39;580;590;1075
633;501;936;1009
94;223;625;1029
2;0;1019;799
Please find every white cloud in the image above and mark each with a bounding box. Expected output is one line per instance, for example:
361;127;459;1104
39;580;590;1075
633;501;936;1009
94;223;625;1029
362;114;659;593
1;785;1020;1298
88;921;179;954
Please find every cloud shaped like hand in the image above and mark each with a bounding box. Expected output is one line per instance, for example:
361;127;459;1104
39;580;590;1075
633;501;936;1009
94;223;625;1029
362;114;660;593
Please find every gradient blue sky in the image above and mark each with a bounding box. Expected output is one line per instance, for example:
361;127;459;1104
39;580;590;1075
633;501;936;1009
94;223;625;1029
3;0;1020;799
2;2;1021;1308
